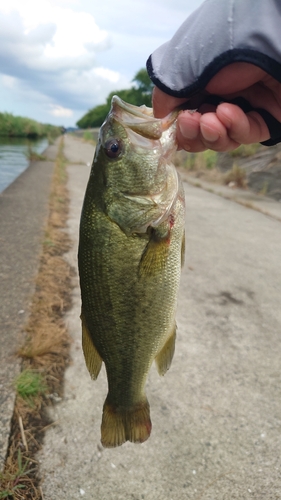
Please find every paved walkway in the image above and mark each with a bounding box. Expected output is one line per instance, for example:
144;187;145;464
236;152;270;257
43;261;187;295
178;167;281;222
0;140;58;469
38;136;281;500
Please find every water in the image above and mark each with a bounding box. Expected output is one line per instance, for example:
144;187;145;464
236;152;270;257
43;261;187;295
0;136;49;193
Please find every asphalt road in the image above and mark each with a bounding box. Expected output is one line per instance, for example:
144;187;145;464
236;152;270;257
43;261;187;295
37;135;281;500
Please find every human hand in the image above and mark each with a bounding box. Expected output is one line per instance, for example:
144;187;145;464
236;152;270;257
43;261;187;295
153;63;281;152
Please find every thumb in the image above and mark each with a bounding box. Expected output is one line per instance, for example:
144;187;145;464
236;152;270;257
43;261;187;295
152;87;187;118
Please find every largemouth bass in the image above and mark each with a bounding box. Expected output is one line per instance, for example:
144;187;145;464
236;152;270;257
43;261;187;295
78;96;185;448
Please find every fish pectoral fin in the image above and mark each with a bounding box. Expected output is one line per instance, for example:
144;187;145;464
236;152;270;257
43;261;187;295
155;324;176;376
138;224;170;277
81;312;102;380
101;397;151;448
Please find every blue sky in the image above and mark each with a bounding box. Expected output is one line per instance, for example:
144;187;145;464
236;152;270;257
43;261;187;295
0;0;204;127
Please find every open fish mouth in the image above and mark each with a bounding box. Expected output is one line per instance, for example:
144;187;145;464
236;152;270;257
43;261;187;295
110;95;178;140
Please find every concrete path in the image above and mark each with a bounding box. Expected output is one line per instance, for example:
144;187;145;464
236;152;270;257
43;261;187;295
38;135;281;499
0;140;58;470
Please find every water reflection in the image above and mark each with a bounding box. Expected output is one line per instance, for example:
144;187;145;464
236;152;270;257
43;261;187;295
0;136;49;192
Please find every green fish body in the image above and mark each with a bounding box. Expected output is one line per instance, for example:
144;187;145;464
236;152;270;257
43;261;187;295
78;96;185;447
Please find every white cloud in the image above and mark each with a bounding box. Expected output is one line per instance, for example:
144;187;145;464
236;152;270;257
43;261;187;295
0;0;205;126
0;0;117;120
0;0;110;70
93;67;121;84
1;75;17;89
49;105;73;117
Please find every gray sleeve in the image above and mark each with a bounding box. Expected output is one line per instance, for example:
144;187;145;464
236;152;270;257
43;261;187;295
146;0;281;97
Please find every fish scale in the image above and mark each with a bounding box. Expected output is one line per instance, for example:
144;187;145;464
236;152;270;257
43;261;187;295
78;95;185;447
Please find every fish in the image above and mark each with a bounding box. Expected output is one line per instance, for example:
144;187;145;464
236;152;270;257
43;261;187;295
78;95;185;448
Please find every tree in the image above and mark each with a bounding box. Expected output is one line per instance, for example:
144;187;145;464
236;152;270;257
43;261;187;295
132;68;154;104
76;104;110;128
76;68;154;129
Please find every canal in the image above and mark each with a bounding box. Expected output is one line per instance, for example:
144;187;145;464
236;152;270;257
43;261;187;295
0;136;49;192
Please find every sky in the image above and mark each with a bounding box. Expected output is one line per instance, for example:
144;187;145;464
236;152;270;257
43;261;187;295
0;0;204;127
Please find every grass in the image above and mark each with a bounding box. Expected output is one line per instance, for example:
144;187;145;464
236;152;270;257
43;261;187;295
0;450;36;499
83;130;94;142
0;136;74;499
81;129;97;146
175;149;218;171
175;149;225;186
19;139;72;361
0;112;61;139
229;143;261;158
14;370;47;407
259;180;269;196
175;147;250;189
202;150;218;169
224;163;247;188
26;146;47;162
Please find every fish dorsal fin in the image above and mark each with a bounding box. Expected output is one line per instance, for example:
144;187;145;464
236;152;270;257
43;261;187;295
155;324;176;376
81;312;102;380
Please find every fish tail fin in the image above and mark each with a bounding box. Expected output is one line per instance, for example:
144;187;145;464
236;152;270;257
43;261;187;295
101;397;152;448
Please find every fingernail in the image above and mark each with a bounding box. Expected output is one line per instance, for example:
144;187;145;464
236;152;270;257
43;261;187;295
201;123;220;142
179;122;197;140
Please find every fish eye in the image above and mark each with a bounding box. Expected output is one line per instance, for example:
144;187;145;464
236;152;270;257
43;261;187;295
104;138;123;159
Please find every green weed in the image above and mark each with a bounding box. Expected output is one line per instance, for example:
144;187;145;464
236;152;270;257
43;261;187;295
43;238;55;247
0;450;35;499
83;130;94;142
182;150;217;171
14;369;47;405
183;153;196;170
230;143;260;158
224;163;247;188
203;149;217;169
259;181;269;196
26;146;46;161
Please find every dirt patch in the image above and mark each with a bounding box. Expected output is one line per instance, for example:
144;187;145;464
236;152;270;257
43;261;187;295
0;138;74;499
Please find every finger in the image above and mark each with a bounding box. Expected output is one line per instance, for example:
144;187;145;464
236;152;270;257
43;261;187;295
177;110;240;152
200;113;241;151
177;111;208;152
217;103;270;143
152;87;187;118
177;111;200;141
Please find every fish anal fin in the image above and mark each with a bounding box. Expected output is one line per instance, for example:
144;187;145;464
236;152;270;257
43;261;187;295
101;397;151;448
81;312;102;380
155;324;176;376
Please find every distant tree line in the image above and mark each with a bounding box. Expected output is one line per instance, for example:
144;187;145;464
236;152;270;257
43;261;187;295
0;112;62;138
76;69;154;129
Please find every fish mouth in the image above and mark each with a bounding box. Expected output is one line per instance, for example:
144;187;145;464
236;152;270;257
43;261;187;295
110;95;178;140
